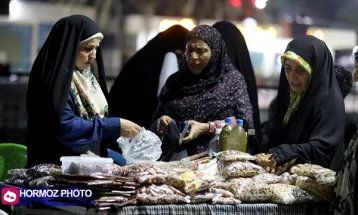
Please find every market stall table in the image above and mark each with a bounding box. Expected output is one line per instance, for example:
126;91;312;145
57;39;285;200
23;203;330;215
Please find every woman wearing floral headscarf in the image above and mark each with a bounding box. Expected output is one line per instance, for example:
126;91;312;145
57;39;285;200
150;25;253;157
259;36;345;174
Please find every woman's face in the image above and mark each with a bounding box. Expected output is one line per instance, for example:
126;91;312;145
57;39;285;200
284;58;310;93
75;37;101;70
185;38;211;75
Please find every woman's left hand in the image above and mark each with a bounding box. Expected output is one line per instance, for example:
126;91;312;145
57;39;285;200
182;120;209;143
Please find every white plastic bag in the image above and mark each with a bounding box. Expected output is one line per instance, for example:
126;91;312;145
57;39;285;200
117;128;162;164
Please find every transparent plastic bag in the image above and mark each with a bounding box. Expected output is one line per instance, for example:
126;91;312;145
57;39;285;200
191;193;218;204
209;187;235;198
278;172;297;185
179;171;217;194
26;164;62;178
212;196;241;204
295;176;335;201
137;184;190;204
269;184;314;204
232;183;272;203
215;150;257;162
191;193;241;204
290;164;336;180
117;128;162;164
116;163;169;177
218;161;263;178
29;176;54;187
252;173;281;184
135;174;185;191
228;177;253;185
8;168;28;179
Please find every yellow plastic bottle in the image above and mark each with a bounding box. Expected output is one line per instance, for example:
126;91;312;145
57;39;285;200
236;119;247;152
226;119;247;152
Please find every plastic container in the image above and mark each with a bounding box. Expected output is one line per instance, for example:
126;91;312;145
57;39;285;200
60;156;114;175
224;117;232;130
225;119;247;152
208;128;222;155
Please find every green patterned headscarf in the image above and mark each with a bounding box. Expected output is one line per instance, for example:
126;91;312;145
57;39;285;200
281;51;312;125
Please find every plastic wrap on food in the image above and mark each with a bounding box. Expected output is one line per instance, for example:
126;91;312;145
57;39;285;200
179;171;217;194
278;172;297;185
29;176;54;187
109;164;123;176
135;174;185;191
26;164;62;178
252;173;281;184
191;193;219;204
152;161;196;175
269;184;314;204
117;128;162;164
64;163;113;175
215;150;257;162
115;163;169;177
228;177;253;185
232;183;272;203
4;177;33;187
218;161;263;178
209;187;234;198
138;184;185;196
210;181;233;191
290;164;336;180
197;158;219;177
7;168;28;179
212;196;241;205
295;176;335;201
137;193;190;204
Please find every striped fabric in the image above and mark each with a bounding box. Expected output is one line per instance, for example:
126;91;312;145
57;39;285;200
116;203;329;215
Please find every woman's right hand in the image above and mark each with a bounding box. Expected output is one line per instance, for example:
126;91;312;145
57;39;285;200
120;119;141;138
158;115;172;136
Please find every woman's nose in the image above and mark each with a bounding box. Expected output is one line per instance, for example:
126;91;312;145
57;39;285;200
191;52;198;60
89;50;96;59
289;72;298;82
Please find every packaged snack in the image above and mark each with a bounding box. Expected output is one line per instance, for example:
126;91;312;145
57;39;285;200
215;150;257;162
269;184;314;204
218;161;263;178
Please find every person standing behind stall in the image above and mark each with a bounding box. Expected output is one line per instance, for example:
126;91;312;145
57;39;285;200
213;20;261;146
151;25;253;157
108;25;189;129
333;47;358;215
258;35;345;173
26;15;141;167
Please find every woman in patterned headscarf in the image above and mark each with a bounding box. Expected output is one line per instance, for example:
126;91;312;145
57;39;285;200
150;25;253;157
259;36;345;173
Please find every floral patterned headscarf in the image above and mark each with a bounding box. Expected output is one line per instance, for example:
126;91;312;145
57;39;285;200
281;51;312;125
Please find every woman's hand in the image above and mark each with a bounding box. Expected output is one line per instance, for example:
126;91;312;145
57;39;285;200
257;153;277;174
274;158;297;175
158;115;172;136
120;119;141;138
182;120;209;143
